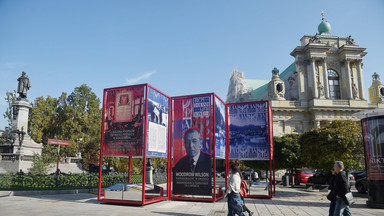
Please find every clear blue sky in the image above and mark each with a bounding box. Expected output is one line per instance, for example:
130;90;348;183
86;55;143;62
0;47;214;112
1;0;384;129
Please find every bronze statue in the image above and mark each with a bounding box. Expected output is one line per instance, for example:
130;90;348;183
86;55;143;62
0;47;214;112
17;71;31;99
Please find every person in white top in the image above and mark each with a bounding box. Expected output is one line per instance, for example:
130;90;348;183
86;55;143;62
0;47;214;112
224;164;245;216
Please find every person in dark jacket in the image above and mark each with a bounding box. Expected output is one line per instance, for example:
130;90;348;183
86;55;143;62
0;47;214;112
333;161;352;216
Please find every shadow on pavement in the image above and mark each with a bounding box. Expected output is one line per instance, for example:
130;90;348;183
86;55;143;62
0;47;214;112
151;212;203;216
26;192;99;203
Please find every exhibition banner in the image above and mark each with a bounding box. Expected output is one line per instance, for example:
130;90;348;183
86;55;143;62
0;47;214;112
215;96;226;159
102;85;145;157
362;117;384;181
172;95;213;196
146;86;169;158
228;102;269;160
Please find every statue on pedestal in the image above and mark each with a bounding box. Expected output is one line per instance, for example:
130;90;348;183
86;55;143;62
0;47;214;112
17;72;31;99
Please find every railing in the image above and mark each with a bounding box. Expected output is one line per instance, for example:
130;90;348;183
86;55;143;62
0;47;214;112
332;100;350;105
0;171;143;191
289;101;301;106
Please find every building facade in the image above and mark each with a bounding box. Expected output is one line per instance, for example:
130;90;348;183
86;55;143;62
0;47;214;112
226;13;384;137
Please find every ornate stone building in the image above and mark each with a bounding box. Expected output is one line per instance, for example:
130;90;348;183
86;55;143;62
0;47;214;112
226;13;384;136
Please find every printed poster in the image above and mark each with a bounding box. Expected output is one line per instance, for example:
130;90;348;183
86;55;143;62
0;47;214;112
102;85;145;157
228;102;269;160
362;117;384;180
215;97;226;159
172;95;213;196
147;87;169;158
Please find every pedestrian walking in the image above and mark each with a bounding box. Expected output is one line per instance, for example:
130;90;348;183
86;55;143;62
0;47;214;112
333;161;352;216
224;164;245;216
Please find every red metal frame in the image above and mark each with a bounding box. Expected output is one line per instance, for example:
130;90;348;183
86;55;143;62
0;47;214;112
98;85;274;205
226;100;275;199
98;83;172;206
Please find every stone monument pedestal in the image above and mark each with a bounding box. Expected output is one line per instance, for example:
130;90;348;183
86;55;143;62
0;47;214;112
0;98;42;173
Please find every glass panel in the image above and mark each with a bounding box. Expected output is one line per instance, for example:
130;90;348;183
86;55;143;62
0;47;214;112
328;69;339;77
334;80;339;85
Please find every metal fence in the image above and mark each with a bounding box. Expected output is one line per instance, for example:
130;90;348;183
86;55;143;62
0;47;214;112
0;171;143;191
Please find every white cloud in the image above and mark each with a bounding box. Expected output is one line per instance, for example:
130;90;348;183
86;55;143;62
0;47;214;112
1;62;26;69
126;70;156;85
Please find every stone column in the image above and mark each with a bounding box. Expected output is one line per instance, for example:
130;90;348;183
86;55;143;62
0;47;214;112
310;58;318;99
345;59;353;99
295;62;303;101
11;99;32;134
322;58;330;99
357;60;366;100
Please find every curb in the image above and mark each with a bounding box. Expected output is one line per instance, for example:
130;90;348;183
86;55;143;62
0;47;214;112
1;188;100;196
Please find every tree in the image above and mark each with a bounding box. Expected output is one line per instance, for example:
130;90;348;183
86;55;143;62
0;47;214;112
274;134;302;170
300;120;364;171
62;84;102;169
28;84;102;170
3;90;17;126
28;153;54;175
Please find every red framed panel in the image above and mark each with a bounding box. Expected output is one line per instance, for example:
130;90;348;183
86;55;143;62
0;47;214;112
98;83;171;206
226;100;275;199
170;93;226;202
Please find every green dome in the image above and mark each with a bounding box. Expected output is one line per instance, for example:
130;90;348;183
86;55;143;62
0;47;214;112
318;20;331;34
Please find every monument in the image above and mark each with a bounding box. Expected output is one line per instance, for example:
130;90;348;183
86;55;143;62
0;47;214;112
0;72;42;173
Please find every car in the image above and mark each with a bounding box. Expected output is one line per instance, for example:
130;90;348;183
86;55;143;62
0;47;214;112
355;177;368;194
242;169;256;180
348;171;356;186
294;169;314;185
307;170;333;185
352;170;366;182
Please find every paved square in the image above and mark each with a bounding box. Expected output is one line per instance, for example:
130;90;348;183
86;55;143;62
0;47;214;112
1;186;384;215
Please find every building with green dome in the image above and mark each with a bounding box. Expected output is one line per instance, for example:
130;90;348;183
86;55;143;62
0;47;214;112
226;12;384;136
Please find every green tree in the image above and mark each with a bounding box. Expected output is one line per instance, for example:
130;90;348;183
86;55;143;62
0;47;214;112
28;153;54;175
300;120;364;171
3;90;17;126
28;84;102;170
62;84;102;169
274;134;302;171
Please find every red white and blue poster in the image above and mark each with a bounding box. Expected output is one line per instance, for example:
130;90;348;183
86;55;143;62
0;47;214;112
215;96;226;159
102;85;145;157
172;95;213;196
146;86;169;158
362;117;384;181
228;102;269;160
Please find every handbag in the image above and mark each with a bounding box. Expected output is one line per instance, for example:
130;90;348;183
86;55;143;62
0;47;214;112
326;190;335;201
344;191;355;205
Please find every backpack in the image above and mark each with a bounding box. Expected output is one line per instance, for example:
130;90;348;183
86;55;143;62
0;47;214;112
240;179;248;197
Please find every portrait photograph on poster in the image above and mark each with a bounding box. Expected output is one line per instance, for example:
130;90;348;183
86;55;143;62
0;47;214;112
172;95;213;196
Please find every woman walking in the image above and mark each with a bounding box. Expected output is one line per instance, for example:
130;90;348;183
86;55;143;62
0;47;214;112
224;164;246;216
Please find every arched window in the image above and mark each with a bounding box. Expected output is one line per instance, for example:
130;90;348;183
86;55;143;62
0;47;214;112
328;69;340;99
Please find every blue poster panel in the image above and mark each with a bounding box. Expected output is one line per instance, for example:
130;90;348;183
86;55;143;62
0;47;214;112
172;95;213;196
228;102;269;160
215;97;226;159
146;87;169;158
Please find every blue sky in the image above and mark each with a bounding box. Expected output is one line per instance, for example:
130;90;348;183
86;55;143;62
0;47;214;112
1;0;384;129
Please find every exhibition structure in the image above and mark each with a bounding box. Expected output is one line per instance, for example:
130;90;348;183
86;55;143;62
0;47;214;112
97;83;275;205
